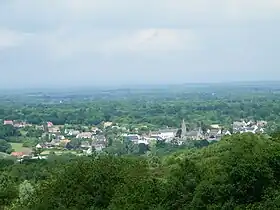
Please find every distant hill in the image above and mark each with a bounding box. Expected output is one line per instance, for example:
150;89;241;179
1;80;280;104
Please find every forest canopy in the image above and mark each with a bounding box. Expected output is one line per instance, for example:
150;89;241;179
1;133;280;209
1;85;280;130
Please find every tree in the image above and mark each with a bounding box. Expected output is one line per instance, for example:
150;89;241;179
25;156;156;210
19;180;35;205
0;139;12;153
32;147;43;157
0;172;18;208
200;121;209;134
24;126;43;138
164;158;199;209
67;138;81;150
175;129;182;138
0;124;20;139
138;143;149;154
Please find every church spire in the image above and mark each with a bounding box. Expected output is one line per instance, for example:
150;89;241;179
181;119;187;137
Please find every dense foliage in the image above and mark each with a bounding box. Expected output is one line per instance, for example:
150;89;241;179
1;133;280;209
0;139;12;153
1;84;280;130
1;83;280;209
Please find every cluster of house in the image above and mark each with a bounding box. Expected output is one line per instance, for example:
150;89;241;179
120;119;268;146
3;119;268;159
36;126;107;153
232;120;267;134
3;120;109;159
3;120;32;128
10;131;108;160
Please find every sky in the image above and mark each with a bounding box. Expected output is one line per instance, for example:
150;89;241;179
0;0;280;88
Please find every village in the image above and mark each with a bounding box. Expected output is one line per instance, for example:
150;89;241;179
3;118;268;160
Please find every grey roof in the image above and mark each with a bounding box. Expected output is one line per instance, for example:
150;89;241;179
158;129;177;133
94;135;106;141
150;135;164;140
81;141;90;147
233;122;246;127
208;129;220;136
92;135;107;145
186;131;200;137
127;136;139;141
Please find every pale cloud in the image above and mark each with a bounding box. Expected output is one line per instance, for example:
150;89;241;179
0;0;280;87
37;28;94;59
36;28;119;59
224;0;280;21
1;0;280;57
34;28;198;59
0;29;30;50
1;0;280;29
95;29;197;55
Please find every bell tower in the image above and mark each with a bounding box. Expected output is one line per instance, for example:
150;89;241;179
181;119;187;138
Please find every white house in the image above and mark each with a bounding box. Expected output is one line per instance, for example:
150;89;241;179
136;139;149;145
224;130;232;135
159;132;175;139
151;129;177;140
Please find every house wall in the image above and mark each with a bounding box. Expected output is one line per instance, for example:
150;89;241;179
159;132;175;139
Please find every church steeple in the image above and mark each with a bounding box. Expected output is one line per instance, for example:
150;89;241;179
181;119;187;138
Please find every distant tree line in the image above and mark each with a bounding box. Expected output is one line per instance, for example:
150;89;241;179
1;90;280;129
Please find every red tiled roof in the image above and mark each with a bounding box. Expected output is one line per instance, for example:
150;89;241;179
4;120;13;125
11;152;25;157
47;122;54;127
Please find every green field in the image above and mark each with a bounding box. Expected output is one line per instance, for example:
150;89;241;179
11;143;32;153
10;143;78;156
41;149;78;156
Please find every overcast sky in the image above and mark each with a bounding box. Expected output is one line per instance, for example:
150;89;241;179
0;0;280;88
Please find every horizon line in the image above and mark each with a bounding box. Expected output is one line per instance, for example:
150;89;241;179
0;80;280;92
